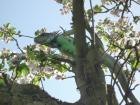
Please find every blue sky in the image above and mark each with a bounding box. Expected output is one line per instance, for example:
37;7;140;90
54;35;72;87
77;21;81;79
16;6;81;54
0;0;72;50
0;0;140;103
0;0;80;102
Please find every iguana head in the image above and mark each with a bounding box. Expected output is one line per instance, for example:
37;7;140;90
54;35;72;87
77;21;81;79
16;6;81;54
34;32;59;48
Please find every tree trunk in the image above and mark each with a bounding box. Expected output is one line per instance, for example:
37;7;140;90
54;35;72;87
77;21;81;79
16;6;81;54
72;0;107;105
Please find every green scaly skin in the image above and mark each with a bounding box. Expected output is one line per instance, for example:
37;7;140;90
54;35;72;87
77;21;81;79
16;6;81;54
34;32;76;57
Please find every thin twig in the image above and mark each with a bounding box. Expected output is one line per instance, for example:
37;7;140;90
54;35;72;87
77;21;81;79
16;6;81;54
41;79;45;91
62;75;75;80
89;0;95;45
128;47;139;87
12;37;24;53
113;51;132;88
15;34;34;38
111;50;124;85
121;0;129;18
132;0;140;5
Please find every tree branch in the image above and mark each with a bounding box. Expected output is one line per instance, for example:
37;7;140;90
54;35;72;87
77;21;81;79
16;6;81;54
101;51;140;105
0;83;77;105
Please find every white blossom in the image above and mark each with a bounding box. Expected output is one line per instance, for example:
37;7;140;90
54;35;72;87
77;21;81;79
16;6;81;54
16;73;35;84
120;0;126;3
0;48;10;58
43;67;54;75
110;9;121;17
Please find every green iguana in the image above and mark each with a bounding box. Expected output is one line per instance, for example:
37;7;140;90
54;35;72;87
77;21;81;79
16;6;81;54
34;30;103;57
34;32;76;57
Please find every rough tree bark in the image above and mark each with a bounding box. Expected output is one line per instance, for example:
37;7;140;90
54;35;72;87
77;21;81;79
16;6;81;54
0;0;139;105
73;0;107;105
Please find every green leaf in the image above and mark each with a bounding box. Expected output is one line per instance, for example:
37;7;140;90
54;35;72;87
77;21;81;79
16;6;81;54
26;46;36;60
62;0;71;4
9;27;16;35
36;50;47;62
0;31;3;37
109;44;118;52
59;64;68;72
131;60;140;71
0;78;5;87
52;63;68;73
4;23;10;28
0;64;3;69
102;34;109;42
46;74;52;79
17;63;30;77
94;5;102;13
32;76;41;85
